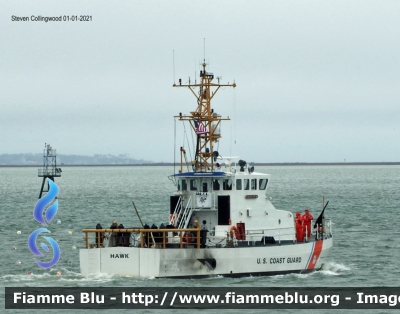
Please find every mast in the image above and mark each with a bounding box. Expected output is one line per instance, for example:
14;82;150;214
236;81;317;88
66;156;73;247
174;60;236;172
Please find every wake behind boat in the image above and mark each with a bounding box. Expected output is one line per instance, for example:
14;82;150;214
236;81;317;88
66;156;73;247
80;58;333;278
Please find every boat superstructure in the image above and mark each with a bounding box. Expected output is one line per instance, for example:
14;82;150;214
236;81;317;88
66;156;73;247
80;59;333;278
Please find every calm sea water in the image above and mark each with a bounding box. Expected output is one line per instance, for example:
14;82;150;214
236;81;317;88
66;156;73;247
1;165;399;313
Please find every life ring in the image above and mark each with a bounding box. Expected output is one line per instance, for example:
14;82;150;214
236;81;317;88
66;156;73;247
230;226;239;239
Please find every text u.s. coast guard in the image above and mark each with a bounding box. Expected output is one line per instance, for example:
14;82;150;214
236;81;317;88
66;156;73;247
257;257;302;264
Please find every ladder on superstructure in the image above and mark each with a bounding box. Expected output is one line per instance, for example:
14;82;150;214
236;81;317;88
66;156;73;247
170;196;194;229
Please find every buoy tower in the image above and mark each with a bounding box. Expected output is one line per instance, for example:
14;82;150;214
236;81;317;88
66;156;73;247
38;143;61;199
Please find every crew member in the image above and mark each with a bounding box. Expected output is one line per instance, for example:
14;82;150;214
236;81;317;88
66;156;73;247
109;220;118;246
116;223;125;246
302;208;314;239
295;212;304;242
95;223;103;248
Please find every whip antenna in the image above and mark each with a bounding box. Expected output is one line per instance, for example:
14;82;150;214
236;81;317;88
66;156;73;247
173;50;176;84
203;38;206;61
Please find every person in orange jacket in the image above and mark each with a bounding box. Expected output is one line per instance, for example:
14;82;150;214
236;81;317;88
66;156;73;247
295;212;304;242
302;208;314;239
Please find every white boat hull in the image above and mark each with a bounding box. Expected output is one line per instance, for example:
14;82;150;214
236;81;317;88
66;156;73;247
80;238;332;278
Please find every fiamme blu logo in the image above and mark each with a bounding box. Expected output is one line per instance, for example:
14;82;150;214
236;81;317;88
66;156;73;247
28;179;61;268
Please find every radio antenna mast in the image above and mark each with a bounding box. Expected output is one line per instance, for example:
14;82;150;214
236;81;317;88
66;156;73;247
173;52;236;171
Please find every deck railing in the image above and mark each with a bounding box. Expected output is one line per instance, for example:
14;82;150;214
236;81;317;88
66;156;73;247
82;220;201;249
315;218;332;240
243;226;295;244
82;219;333;249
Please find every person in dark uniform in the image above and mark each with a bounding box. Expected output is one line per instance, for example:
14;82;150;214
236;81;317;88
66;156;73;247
95;223;103;248
109;220;118;246
117;223;125;246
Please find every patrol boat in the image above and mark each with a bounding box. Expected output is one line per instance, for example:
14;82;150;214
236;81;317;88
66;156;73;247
80;60;333;278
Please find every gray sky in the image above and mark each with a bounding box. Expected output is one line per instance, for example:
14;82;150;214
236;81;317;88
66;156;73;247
1;1;399;163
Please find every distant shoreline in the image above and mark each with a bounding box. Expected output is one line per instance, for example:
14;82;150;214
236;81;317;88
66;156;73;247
1;162;399;167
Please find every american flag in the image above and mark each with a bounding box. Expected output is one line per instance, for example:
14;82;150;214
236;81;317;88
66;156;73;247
194;120;209;135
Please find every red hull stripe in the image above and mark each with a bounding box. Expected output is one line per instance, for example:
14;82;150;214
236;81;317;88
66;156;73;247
306;240;323;270
305;242;315;268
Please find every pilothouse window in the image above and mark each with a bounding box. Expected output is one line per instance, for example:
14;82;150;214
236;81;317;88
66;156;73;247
251;179;257;190
259;179;268;190
236;179;242;190
213;179;220;191
178;179;187;191
244;179;249;190
190;179;197;191
223;179;233;190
